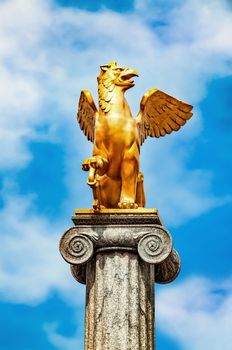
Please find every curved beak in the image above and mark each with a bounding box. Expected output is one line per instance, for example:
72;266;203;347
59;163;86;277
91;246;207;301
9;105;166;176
121;68;139;80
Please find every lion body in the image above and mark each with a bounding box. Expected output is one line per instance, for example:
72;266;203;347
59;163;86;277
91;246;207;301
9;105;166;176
93;102;144;208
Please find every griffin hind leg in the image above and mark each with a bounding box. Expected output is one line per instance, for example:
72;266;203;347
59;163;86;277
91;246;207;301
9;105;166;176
97;175;121;208
118;156;139;209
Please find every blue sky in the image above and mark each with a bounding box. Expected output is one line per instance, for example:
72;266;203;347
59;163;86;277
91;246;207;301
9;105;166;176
0;0;232;349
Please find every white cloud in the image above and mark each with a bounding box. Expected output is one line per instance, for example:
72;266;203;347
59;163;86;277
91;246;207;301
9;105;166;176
45;322;84;350
157;276;232;350
0;187;85;305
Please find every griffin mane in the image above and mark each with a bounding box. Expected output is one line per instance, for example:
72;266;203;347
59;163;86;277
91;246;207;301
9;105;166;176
97;75;116;113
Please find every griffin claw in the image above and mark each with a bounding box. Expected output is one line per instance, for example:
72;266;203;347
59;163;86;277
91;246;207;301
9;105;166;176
118;201;138;209
82;156;104;171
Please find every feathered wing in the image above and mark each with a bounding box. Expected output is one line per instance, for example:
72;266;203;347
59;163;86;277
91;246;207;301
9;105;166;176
77;90;97;142
136;88;193;145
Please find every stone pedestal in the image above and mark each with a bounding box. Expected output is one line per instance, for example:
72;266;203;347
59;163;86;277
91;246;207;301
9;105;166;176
60;209;180;350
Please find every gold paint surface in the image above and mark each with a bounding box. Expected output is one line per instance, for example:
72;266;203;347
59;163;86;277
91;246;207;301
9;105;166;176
75;208;158;215
77;62;193;210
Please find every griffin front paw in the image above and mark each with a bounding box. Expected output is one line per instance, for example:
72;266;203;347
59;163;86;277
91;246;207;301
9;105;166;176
82;156;103;171
90;156;104;169
82;159;91;171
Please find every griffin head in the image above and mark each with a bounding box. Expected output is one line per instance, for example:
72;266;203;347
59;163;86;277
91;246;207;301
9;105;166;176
78;61;193;143
98;61;138;90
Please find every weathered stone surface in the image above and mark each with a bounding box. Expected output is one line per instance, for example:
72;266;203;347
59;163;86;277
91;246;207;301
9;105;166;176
137;226;172;264
71;264;87;284
155;249;181;284
59;210;180;349
59;228;94;265
85;251;154;350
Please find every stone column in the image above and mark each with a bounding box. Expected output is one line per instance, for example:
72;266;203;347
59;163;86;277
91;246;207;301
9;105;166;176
60;209;180;350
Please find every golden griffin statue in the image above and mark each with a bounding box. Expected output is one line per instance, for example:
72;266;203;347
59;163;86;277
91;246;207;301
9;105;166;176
77;62;193;210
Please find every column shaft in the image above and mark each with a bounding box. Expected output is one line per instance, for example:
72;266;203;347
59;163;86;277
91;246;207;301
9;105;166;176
85;251;155;350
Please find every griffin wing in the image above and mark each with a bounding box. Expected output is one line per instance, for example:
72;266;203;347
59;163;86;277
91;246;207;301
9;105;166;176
136;89;193;145
77;90;97;142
